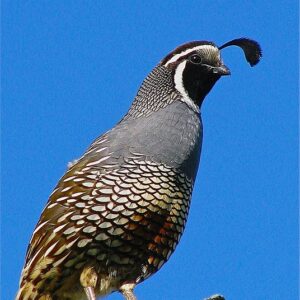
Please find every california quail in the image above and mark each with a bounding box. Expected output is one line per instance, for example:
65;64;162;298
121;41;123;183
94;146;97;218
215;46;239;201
16;38;262;300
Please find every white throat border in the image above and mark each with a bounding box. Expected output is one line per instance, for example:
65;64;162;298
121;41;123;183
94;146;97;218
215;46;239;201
174;60;199;113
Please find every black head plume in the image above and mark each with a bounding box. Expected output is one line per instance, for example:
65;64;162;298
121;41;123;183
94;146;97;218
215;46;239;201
219;38;262;67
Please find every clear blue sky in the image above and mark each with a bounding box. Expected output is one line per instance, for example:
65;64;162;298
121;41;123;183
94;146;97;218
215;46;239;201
2;2;298;299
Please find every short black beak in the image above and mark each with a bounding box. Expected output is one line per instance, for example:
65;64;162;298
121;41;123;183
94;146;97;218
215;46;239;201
212;64;231;76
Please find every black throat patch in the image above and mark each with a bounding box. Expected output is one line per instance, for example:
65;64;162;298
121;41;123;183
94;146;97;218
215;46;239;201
182;62;220;107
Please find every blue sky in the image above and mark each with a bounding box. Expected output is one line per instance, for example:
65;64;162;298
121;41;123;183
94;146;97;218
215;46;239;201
2;1;298;299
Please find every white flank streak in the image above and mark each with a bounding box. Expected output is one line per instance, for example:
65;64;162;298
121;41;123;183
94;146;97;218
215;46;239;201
96;138;108;144
84;148;95;155
48;202;59;209
32;221;48;237
164;45;217;66
63;176;76;182
56;196;68;202
73;178;84;182
54;223;68;233
66;237;80;248
72;192;85;197
86;156;110;167
57;211;73;223
174;61;199;113
26;246;44;270
95;147;108;153
53;252;70;267
44;240;59;257
49;188;59;197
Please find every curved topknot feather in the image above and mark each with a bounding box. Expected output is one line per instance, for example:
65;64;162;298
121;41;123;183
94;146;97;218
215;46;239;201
219;38;262;67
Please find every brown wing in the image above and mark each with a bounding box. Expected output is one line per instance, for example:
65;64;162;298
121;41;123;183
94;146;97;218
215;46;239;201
20;154;192;294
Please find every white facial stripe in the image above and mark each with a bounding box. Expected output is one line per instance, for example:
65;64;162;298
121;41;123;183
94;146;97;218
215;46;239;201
174;61;199;113
164;45;217;66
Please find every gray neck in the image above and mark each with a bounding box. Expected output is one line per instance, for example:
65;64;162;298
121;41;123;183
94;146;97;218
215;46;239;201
123;65;179;120
86;65;203;181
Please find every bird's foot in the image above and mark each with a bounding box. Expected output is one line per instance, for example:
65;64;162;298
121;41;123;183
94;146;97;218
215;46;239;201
120;283;137;300
84;287;96;300
80;266;98;300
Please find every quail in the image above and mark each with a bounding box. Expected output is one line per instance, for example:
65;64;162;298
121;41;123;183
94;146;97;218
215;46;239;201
16;38;262;300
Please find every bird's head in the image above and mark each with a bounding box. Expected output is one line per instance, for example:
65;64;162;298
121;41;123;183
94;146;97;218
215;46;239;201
160;38;262;108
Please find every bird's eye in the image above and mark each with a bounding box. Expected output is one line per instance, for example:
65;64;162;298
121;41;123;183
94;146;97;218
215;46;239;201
189;54;202;64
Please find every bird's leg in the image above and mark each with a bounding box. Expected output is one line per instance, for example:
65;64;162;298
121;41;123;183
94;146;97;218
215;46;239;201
80;266;98;300
120;283;137;300
83;287;96;300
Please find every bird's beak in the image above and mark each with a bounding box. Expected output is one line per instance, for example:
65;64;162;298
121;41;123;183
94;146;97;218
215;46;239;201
211;64;231;76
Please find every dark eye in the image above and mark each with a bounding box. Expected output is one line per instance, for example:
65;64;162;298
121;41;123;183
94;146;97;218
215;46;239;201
189;54;202;64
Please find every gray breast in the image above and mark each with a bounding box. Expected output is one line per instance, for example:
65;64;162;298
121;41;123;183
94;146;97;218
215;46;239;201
106;100;203;181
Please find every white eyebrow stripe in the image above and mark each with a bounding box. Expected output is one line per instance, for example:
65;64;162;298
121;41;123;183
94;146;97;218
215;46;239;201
174;60;199;113
164;45;217;66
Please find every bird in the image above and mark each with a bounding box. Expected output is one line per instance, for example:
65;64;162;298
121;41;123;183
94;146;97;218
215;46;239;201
16;38;262;300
